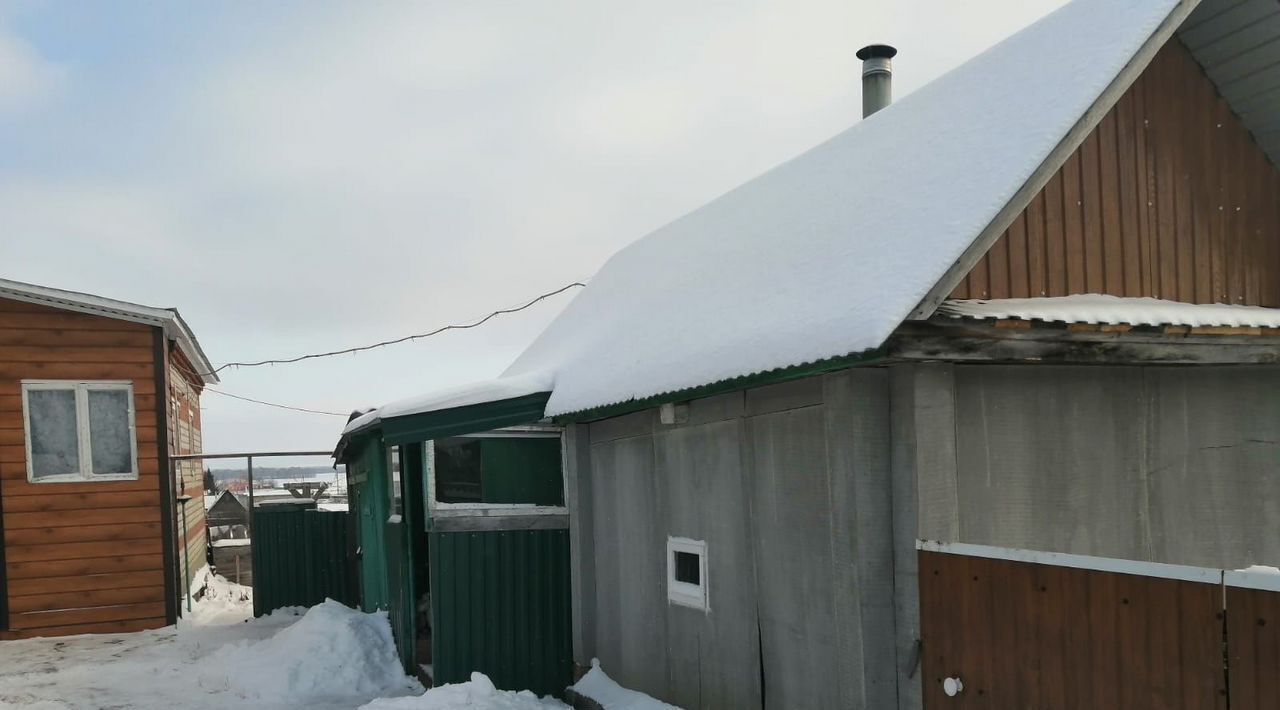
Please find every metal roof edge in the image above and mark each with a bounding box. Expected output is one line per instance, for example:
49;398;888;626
551;346;887;424
334;391;552;460
0;277;219;384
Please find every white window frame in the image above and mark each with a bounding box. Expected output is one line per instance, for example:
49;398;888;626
424;429;568;520
667;536;709;611
21;380;139;483
387;445;403;523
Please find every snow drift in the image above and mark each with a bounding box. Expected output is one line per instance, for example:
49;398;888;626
200;599;422;704
569;659;679;710
357;672;566;709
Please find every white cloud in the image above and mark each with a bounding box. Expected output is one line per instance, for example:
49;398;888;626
0;23;61;114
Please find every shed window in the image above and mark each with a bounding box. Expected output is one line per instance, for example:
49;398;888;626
667;537;709;611
431;434;563;507
22;381;138;482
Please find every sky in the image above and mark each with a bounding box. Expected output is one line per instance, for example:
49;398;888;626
0;0;1067;463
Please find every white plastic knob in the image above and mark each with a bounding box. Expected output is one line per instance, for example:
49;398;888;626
943;677;964;697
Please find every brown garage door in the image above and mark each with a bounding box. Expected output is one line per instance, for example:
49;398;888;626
919;546;1227;709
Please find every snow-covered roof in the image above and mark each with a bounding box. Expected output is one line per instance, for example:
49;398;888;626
504;0;1186;416
939;296;1280;329
342;371;552;436
339;0;1214;431
0;277;219;384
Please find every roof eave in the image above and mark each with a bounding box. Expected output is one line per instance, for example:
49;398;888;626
0;278;220;385
334;391;552;461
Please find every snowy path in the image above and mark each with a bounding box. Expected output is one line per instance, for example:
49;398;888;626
0;569;421;710
0;568;667;709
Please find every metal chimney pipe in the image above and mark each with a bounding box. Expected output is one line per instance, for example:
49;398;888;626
856;44;897;118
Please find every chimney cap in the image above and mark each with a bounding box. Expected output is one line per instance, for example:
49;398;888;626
856;44;898;61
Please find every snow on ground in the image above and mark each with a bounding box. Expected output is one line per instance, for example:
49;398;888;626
358;673;567;710
0;569;679;709
568;660;678;710
0;570;421;710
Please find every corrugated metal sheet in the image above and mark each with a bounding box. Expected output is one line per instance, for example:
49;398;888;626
940;294;1280;327
952;38;1280;306
430;529;572;698
1180;0;1280;167
252;507;357;616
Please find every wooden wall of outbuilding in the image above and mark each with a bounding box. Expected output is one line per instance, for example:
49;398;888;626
169;347;207;597
952;39;1280;306
0;297;169;637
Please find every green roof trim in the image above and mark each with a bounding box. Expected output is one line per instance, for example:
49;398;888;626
381;391;552;446
552;346;887;424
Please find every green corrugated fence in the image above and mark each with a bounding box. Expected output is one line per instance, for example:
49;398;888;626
252;506;358;616
430;528;572;698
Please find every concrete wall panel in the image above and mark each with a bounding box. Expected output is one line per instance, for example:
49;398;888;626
588;435;668;696
655;420;760;709
952;366;1148;559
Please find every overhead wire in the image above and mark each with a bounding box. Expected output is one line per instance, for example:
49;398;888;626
168;279;587;418
197;280;586;377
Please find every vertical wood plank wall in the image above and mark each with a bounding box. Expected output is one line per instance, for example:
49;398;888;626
0;298;168;636
169;347;207;599
952;39;1280;306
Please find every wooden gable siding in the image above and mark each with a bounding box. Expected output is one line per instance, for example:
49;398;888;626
0;297;168;637
168;346;207;596
952;39;1280;305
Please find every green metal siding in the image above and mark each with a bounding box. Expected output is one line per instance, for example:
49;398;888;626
251;506;357;616
430;529;573;698
480;438;564;506
353;438;391;613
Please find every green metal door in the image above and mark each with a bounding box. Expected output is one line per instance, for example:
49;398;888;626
353;438;390;612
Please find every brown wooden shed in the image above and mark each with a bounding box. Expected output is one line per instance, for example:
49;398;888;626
0;278;218;637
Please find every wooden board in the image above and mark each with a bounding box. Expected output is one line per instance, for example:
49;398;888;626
1227;585;1280;710
5;569;165;597
6;553;163;580
0;615;165;639
4;506;162;530
6;538;163;563
6;601;167;630
918;550;1226;709
951;38;1280;306
3;521;162;546
8;585;166;614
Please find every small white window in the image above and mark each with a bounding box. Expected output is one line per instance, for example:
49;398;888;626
667;536;709;611
22;381;138;483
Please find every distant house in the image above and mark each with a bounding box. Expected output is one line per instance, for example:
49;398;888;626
0;278;217;637
205;490;249;539
337;0;1280;706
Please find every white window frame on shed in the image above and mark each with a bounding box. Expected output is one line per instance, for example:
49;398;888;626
21;380;139;483
424;428;568;521
387;444;403;523
667;536;709;612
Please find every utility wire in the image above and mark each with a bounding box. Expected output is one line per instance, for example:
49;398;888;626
199;280;585;377
170;358;347;417
166;280;587;418
202;387;347;417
